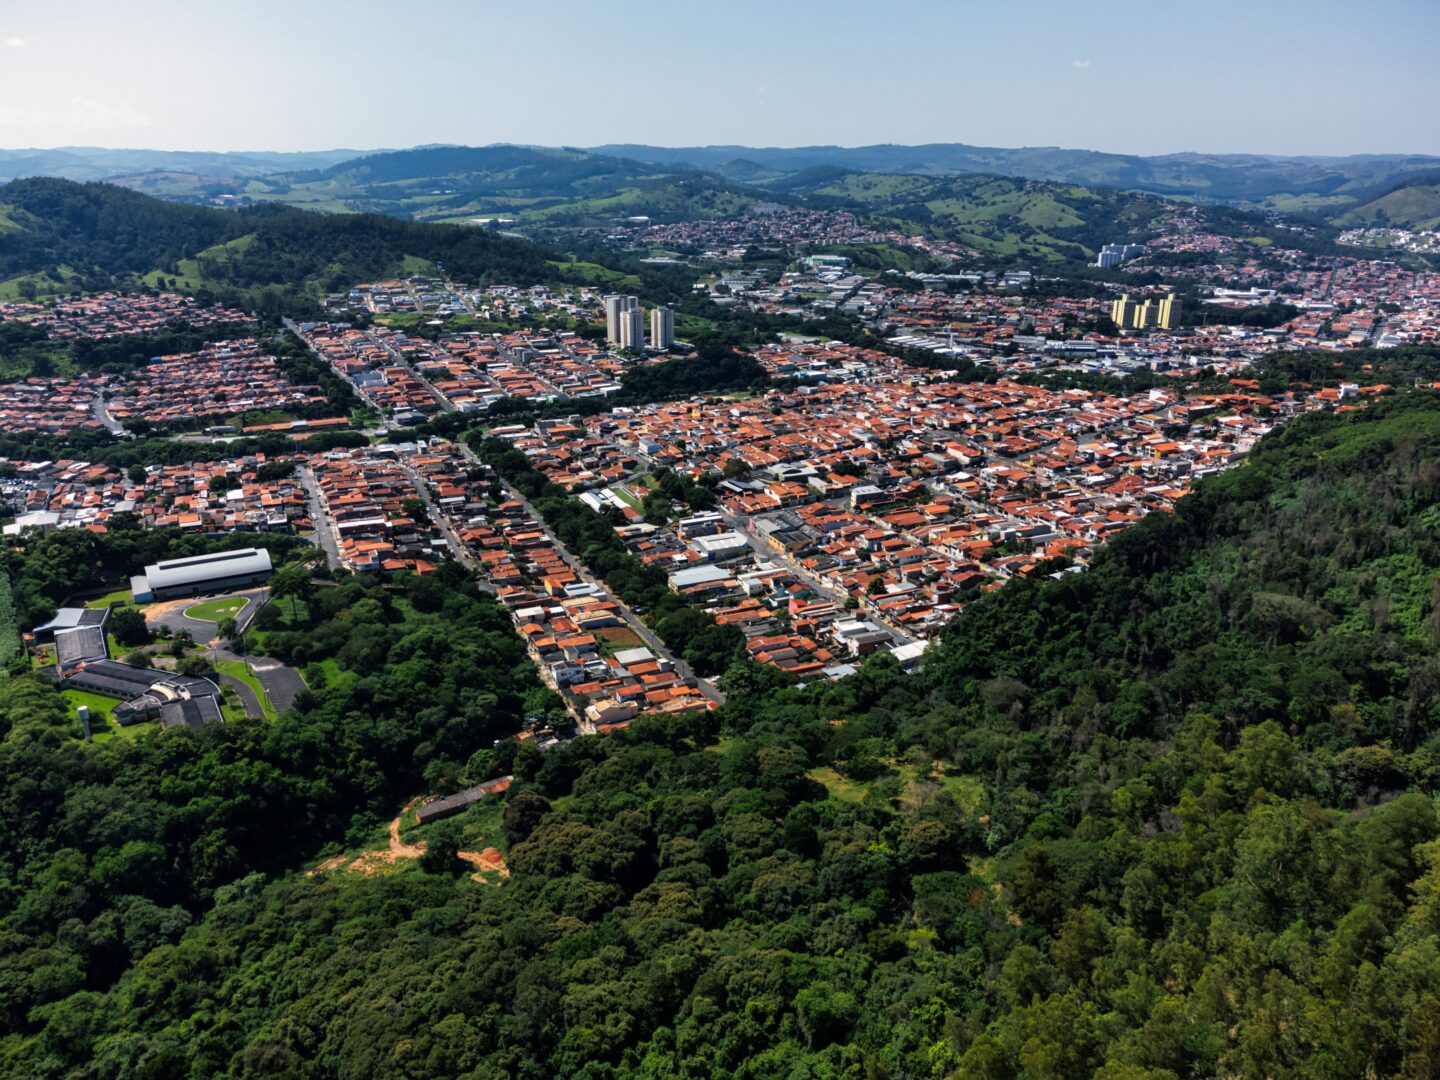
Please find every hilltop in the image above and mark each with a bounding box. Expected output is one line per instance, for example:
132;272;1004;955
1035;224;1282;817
779;170;1173;263
254;146;1187;264
238;144;760;224
6;142;1435;210
0;158;1194;282
1336;173;1440;230
0;146;365;185
595;142;1440;204
0;177;557;312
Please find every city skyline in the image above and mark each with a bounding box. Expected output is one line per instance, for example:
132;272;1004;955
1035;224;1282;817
1;0;1437;157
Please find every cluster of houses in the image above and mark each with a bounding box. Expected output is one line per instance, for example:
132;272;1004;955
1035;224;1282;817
103;339;328;429
306;446;446;572
481;343;1374;674
1;454;309;536
0;339;328;435
0;291;248;339
387;443;714;730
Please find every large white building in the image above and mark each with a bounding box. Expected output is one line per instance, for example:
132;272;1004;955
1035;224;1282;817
130;547;274;603
650;305;675;349
1095;242;1146;269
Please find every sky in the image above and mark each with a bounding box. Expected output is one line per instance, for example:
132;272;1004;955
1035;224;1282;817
1;0;1437;157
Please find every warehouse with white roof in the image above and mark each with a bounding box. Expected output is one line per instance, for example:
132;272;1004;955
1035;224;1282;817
131;547;273;603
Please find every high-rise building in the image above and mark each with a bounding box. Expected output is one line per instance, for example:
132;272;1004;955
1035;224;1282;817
1095;242;1148;269
603;294;639;344
1111;292;1180;331
1111;294;1139;329
1096;247;1124;269
619;307;645;351
650;306;675;350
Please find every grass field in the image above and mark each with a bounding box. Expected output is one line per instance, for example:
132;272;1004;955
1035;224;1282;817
62;689;154;742
140;233;257;291
183;596;247;623
808;760;985;812
0;265;82;302
609;484;643;511
545;259;644;290
84;588;135;610
807;766;872;803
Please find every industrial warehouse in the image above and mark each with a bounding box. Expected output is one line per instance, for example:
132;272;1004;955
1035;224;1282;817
130;547;274;603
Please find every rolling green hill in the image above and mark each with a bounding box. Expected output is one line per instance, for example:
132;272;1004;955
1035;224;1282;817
596;142;1440;204
235;147;1183;264
0;177;558;314
253;145;763;226
789;171;1172;262
1336;174;1440;230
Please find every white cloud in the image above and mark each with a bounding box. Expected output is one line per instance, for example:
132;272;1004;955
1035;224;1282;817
3;37;26;48
0;96;152;134
1072;59;1091;69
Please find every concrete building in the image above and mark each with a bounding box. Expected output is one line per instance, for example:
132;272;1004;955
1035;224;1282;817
130;547;273;603
650;305;675;349
603;294;639;345
619;306;645;352
31;606;109;644
2;510;60;537
1112;293;1180;331
1112;294;1139;328
690;530;751;562
1095;243;1146;269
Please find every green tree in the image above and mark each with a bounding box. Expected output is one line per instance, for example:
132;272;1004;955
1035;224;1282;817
108;606;150;647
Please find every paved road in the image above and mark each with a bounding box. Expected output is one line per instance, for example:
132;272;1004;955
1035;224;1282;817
297;465;342;569
248;658;308;712
145;589;266;641
219;674;265;719
212;644;308;714
90;393;124;435
397;464;495;592
721;508;917;646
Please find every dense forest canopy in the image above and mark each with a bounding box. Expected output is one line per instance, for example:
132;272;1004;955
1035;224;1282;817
4;390;1440;1076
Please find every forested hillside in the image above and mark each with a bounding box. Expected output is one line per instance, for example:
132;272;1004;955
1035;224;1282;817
0;178;556;313
788;171;1173;263
236;145;761;225
595;142;1440;204
5;389;1440;1076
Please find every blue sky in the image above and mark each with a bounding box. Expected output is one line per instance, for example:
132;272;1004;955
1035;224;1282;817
1;0;1436;156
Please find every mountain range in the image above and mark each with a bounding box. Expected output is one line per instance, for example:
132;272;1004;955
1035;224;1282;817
2;142;1438;218
591;143;1440;207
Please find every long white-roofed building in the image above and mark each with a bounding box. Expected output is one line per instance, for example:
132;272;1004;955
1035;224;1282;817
130;547;273;603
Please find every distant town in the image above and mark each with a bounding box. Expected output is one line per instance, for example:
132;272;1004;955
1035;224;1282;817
5;188;1436;741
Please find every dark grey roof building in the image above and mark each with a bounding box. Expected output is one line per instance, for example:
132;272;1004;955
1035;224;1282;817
55;625;108;668
415;776;514;825
61;660;224;730
32;606;108;643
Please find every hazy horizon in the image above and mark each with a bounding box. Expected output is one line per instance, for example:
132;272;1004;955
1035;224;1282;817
2;141;1440;163
2;0;1437;158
